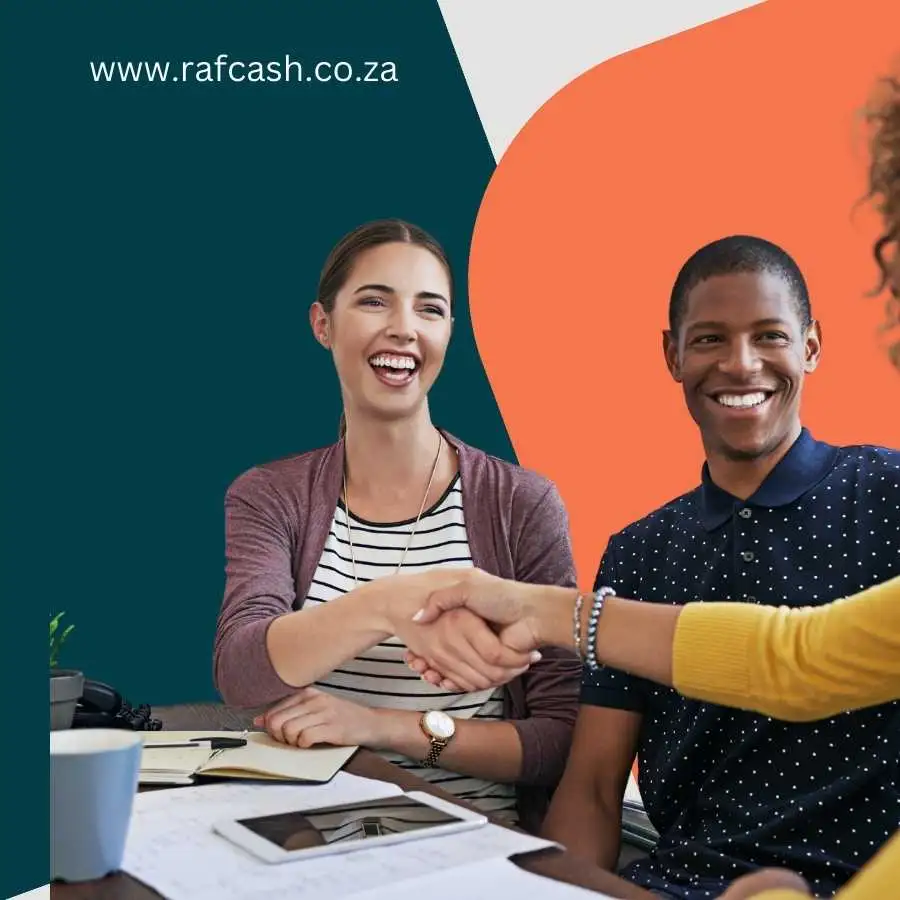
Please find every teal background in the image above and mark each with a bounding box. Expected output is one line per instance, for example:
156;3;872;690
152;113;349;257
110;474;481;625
3;1;507;894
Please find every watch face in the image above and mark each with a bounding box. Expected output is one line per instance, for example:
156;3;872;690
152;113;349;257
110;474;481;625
424;710;455;739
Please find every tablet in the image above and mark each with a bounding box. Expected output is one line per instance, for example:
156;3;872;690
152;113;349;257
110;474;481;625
212;790;488;863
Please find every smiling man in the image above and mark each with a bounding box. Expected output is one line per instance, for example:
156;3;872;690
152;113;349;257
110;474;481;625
541;235;900;899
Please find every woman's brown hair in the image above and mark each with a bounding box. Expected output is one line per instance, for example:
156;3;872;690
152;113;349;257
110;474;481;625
315;219;454;438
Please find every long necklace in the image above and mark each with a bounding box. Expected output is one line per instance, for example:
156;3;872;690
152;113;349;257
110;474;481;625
342;431;444;586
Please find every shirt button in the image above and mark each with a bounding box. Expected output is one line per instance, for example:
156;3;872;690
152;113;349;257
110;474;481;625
741;551;755;562
746;595;757;602
738;508;752;519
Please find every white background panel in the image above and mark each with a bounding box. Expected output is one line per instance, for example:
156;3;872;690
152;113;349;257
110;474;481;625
437;0;764;161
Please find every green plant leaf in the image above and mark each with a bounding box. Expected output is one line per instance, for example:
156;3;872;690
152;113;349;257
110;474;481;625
49;611;74;668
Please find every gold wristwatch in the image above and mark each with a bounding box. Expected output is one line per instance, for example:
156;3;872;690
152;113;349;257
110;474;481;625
419;710;456;767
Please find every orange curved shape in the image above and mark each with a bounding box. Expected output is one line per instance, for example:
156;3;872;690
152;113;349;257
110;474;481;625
470;0;900;584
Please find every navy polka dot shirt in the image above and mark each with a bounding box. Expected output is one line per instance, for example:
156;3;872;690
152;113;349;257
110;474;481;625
582;429;900;899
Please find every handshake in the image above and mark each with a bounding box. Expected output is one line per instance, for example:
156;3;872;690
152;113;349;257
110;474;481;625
377;567;580;693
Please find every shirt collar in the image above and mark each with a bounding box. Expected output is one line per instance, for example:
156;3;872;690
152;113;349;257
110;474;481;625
698;427;839;531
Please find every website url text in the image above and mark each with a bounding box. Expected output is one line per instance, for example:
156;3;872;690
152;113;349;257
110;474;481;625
89;55;399;85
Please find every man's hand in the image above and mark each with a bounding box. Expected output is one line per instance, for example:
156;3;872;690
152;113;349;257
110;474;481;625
409;568;546;652
375;569;542;692
719;869;812;898
401;606;538;692
396;602;540;692
254;687;388;749
398;568;554;691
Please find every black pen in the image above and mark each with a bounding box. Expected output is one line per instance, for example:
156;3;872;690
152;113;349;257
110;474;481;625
145;735;248;750
191;736;248;749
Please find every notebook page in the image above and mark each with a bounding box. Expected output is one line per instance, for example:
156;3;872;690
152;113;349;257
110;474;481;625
141;746;211;775
200;736;357;783
141;730;357;783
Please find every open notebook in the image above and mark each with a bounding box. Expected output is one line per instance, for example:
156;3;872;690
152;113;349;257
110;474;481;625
139;730;357;786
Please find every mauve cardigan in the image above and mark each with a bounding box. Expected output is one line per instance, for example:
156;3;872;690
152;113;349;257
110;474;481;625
213;429;582;831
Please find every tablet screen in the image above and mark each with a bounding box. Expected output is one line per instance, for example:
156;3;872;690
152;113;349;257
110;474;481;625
235;795;468;851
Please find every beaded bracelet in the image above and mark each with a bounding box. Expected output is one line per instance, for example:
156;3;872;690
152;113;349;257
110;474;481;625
572;592;585;658
584;586;615;671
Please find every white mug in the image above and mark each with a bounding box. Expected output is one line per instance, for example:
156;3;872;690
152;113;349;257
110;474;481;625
50;728;142;882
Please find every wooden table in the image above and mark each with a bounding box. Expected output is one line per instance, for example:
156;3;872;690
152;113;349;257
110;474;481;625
51;704;652;899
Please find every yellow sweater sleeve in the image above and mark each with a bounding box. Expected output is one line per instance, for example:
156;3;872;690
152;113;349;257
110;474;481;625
671;576;900;721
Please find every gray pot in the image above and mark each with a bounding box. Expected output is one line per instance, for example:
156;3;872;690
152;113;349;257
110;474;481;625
51;669;84;731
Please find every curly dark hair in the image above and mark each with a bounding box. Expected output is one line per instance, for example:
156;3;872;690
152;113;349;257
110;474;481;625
864;75;900;371
866;76;900;293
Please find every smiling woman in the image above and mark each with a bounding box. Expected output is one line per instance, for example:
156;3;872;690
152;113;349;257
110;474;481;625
212;219;582;834
311;222;456;433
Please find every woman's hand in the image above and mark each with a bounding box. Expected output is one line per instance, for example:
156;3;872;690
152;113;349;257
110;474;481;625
403;606;538;691
400;569;579;690
404;650;462;691
254;687;388;749
375;569;542;692
396;603;540;692
408;568;554;652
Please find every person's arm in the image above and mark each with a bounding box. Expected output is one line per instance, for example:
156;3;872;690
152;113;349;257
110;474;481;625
541;704;642;868
671;576;900;720
504;480;582;786
348;650;577;786
533;577;900;721
371;701;525;782
542;545;645;868
414;571;900;723
212;467;411;707
334;640;580;785
213;468;532;708
373;480;582;785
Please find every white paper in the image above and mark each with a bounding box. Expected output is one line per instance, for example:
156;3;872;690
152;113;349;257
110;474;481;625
351;857;613;899
122;775;556;900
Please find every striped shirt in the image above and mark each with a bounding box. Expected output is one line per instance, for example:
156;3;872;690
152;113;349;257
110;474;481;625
306;474;518;823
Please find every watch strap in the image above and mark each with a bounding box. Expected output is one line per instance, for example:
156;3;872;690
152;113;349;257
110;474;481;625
421;735;450;768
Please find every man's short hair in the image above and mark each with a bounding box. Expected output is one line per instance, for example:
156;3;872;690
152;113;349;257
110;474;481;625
668;235;812;335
